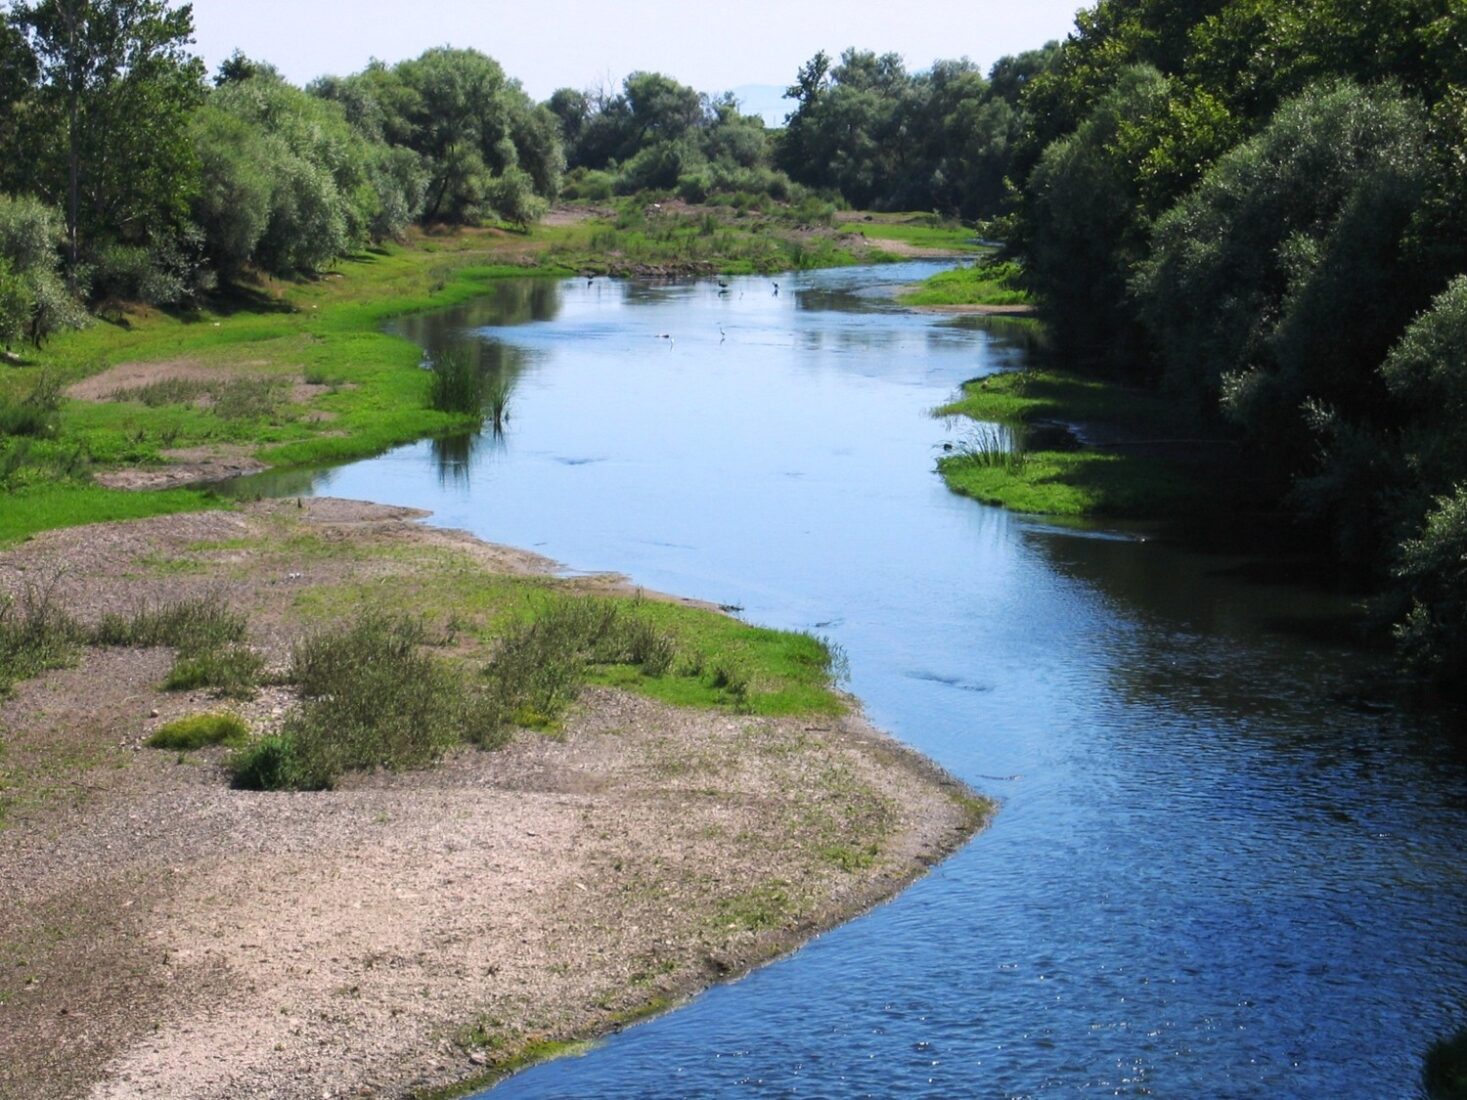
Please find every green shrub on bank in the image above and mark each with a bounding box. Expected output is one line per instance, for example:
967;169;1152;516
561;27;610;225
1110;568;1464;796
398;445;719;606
234;613;477;790
478;596;677;733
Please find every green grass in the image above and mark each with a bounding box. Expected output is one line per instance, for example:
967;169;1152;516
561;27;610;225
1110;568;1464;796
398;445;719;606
0;484;219;547
900;260;1030;307
162;644;263;697
938;448;1199;517
936;369;1172;429
844;214;984;253
145;712;250;751
93;594;247;652
934;368;1209;518
0;580;81;697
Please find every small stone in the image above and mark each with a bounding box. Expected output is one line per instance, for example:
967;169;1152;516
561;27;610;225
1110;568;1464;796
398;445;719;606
468;1051;488;1066
149;708;160;718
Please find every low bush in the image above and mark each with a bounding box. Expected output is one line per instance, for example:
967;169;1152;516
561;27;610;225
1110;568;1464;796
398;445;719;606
93;594;248;653
236;613;475;790
478;596;678;735
146;711;250;750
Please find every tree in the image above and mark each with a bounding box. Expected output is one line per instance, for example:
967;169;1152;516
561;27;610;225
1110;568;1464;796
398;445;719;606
9;0;205;275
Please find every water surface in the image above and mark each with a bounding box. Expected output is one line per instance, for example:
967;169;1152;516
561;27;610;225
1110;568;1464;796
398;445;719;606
242;264;1467;1097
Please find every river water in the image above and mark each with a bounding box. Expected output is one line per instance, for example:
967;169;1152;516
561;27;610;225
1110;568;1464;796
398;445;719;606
242;264;1466;1097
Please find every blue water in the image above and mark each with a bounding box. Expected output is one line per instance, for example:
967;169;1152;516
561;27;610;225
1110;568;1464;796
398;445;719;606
254;264;1467;1097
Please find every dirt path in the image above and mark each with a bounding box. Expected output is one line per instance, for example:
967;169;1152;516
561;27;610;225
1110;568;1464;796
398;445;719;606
0;501;985;1100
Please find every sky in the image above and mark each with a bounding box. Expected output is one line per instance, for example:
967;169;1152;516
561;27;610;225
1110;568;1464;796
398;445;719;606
187;0;1085;113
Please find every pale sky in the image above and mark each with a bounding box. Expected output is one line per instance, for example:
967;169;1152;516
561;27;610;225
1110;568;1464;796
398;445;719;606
186;0;1084;106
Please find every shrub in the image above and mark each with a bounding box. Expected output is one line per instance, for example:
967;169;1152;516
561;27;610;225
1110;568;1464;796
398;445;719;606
92;594;247;653
146;712;250;750
240;613;470;789
231;734;309;791
476;596;678;736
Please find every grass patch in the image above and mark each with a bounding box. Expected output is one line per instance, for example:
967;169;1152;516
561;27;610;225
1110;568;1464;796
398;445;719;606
938;448;1199;517
717;882;792;931
845;213;984;253
145;711;249;750
936;369;1207;518
162;644;263;697
93;594;247;652
0;579;81;697
900;259;1029;307
93;593;261;698
0;485;220;547
936;368;1171;430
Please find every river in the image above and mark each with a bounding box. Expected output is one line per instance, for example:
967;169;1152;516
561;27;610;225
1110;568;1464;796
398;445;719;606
235;262;1467;1098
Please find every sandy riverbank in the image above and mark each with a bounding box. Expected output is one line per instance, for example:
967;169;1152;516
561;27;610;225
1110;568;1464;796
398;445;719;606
0;499;987;1099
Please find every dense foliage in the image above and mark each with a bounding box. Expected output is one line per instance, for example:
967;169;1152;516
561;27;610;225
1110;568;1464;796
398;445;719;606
1005;0;1467;690
0;2;564;307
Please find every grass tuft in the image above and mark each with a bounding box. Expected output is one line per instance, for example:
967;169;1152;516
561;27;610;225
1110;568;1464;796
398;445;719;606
146;711;250;750
427;350;484;415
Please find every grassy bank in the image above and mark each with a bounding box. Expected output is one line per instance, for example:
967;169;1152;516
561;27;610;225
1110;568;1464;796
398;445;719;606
935;369;1215;518
900;259;1031;308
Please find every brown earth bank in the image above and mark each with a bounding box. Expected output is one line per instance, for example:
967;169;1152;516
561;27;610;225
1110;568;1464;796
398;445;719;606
0;499;988;1100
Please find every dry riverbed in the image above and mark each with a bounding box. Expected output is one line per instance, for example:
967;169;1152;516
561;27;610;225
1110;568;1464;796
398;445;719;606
0;499;986;1099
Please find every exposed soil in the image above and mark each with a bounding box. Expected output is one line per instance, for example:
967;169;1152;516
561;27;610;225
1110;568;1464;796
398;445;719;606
0;500;985;1100
92;445;269;490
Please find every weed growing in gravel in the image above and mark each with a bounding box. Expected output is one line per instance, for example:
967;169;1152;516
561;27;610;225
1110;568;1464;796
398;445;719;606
0;577;81;696
163;646;264;698
94;593;261;698
93;593;247;651
145;712;250;750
